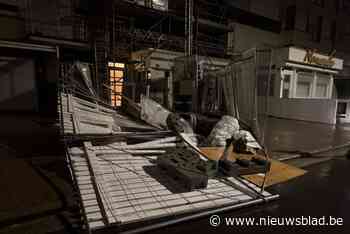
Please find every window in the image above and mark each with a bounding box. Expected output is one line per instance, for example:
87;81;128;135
337;102;347;115
315;73;330;98
297;81;311;97
314;16;323;42
306;9;311;32
335;0;340;14
109;62;124;107
282;75;291;98
331;20;337;45
285;5;296;30
108;62;125;68
269;74;275;97
341;0;350;10
316;83;327;97
296;72;313;98
312;0;325;7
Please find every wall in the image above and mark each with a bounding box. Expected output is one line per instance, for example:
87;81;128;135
264;97;337;124
0;0;25;40
30;0;74;39
224;0;281;20
130;49;183;107
280;0;350;56
0;16;25;39
250;0;281;21
0;59;36;111
228;23;282;53
131;49;229;108
131;49;182;80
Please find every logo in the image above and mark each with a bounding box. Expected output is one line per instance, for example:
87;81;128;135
303;49;335;67
209;215;221;227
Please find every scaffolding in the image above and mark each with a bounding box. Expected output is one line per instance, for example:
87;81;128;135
22;0;87;41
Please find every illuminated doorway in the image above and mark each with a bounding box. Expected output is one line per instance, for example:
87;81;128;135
108;62;124;107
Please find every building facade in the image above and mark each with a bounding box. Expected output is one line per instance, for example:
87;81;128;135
228;0;350;124
0;0;89;114
1;0;350;122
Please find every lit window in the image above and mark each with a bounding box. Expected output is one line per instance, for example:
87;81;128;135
108;62;125;107
108;62;125;68
116;63;125;68
115;70;123;77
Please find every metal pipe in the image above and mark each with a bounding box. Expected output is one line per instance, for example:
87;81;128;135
94;149;167;155
109;136;177;148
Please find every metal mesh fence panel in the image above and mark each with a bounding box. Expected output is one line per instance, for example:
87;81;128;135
221;47;272;147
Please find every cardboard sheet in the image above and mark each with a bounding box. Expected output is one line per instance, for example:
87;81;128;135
200;147;307;187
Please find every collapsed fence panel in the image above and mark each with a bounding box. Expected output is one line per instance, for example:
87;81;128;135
221;47;273;147
57;47;278;233
68;142;278;231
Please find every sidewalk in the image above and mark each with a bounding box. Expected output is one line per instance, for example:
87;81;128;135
264;117;350;159
0;114;78;234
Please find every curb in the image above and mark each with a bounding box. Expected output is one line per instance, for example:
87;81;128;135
277;142;350;162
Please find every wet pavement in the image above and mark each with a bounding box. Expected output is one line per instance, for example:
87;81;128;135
0;114;350;234
264;117;350;158
1;156;349;234
149;157;350;234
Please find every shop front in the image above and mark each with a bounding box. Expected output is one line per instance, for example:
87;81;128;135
265;47;343;124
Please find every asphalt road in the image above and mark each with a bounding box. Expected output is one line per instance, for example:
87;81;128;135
264;117;350;158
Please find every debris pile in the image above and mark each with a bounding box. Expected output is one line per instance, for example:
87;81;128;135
57;58;279;233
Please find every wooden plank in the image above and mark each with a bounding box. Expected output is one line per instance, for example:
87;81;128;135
77;111;114;124
79;118;112;127
83;142;112;224
78;123;112;134
89;220;105;229
67;94;73;113
73;96;115;114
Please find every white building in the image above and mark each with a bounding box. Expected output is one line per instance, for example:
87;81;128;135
227;0;350;124
266;46;343;124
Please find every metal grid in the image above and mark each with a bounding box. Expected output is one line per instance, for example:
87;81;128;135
68;143;278;231
221;47;273;147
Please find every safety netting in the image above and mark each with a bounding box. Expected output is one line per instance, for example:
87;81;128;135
220;47;273;148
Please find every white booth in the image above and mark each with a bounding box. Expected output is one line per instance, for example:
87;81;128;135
265;47;343;124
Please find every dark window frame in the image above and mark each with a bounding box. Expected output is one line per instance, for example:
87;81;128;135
312;0;325;7
330;20;337;45
285;5;296;30
337;102;347;115
342;0;350;10
313;15;323;42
